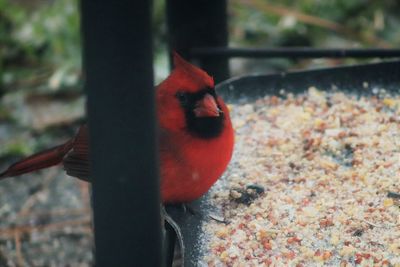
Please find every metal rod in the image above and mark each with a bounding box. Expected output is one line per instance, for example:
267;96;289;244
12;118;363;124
80;0;162;266
166;0;229;82
191;47;400;59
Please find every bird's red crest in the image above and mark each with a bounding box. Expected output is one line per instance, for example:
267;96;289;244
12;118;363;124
171;52;214;90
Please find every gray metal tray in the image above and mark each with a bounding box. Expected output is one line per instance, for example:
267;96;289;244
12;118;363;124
166;60;400;267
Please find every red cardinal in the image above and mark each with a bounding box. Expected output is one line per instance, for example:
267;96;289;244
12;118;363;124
0;53;234;204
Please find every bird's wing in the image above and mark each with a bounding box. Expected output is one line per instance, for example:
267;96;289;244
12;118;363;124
63;125;90;181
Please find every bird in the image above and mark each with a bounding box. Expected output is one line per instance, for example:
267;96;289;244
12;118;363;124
0;53;234;204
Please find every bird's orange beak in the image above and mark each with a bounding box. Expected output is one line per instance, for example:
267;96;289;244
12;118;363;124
194;93;221;117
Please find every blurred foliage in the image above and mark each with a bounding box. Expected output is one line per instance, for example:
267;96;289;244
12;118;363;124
1;0;399;95
0;0;81;95
228;0;400;73
0;0;83;158
230;0;400;48
0;0;169;95
0;0;398;136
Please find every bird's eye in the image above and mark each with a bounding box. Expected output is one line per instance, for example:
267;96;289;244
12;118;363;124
175;91;188;105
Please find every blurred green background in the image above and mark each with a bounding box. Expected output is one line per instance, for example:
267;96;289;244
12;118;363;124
0;0;399;265
0;0;399;181
2;0;400;99
2;0;400;96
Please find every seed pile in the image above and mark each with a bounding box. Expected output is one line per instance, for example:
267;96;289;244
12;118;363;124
202;88;400;266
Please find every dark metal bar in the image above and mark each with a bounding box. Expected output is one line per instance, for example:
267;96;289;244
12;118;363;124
80;1;162;266
166;0;229;82
192;47;400;58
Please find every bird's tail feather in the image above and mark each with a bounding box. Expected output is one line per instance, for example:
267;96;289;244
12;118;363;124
0;139;74;179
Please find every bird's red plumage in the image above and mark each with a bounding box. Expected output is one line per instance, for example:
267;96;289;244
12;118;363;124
0;53;234;204
158;95;233;203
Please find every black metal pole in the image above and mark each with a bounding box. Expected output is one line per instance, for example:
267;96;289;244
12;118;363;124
191;47;400;59
80;1;161;266
166;0;229;83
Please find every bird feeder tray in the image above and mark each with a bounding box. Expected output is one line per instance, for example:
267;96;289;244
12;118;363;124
166;59;400;266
